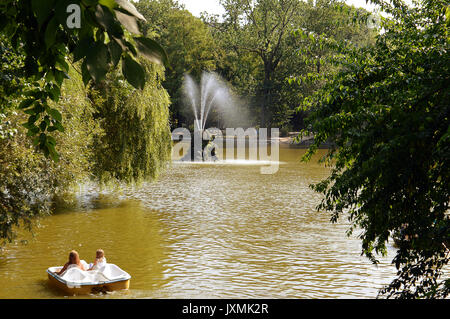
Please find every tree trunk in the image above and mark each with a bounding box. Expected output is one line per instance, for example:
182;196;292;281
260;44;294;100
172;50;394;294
261;60;274;128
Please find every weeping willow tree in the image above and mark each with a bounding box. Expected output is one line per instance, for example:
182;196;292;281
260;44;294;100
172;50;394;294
90;60;172;186
0;60;102;244
0;59;172;243
1;35;172;243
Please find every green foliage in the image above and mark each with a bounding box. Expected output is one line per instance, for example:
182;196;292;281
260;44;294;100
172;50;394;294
217;0;304;126
136;0;218;127
0;0;167;159
283;1;378;130
301;0;449;298
1;40;172;243
0;65;102;245
209;0;375;128
0;37;26;115
90;60;172;185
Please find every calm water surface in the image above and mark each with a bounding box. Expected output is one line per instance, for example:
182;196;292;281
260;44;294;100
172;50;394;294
0;146;397;298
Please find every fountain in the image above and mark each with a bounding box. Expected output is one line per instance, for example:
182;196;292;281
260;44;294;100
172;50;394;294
182;72;231;161
176;71;279;173
184;72;231;132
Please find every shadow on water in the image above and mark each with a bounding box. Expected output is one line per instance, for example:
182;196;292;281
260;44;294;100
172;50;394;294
51;192;127;216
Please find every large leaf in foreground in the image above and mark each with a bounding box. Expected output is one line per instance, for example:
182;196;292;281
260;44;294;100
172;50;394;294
115;0;146;21
122;55;145;90
134;37;169;67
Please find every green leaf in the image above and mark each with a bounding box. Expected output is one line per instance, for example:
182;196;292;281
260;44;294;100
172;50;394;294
46;141;60;162
28;115;38;125
124;40;138;56
39;120;48;132
54;70;69;87
47;85;61;102
44;17;59;49
108;40;123;67
115;0;146;21
32;0;56;28
73;37;95;63
31;104;44;114
81;60;91;85
95;5;124;37
134;37;169;66
19;99;34;109
54;121;65;132
24;108;37;115
55;55;69;73
46;135;56;146
114;10;140;34
25;124;40;136
86;42;111;82
122;55;145;90
47;108;62;122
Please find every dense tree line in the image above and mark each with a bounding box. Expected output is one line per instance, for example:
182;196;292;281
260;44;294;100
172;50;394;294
206;0;376;130
133;0;375;131
0;0;377;244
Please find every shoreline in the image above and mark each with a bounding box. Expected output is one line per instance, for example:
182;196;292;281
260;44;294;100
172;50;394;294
172;131;332;148
277;132;332;149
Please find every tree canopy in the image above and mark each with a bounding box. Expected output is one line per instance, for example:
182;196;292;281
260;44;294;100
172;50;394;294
1;0;448;299
207;0;375;129
136;0;218;128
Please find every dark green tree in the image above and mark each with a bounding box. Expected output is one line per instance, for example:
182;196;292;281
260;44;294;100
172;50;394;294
218;0;303;127
301;0;449;298
0;62;103;244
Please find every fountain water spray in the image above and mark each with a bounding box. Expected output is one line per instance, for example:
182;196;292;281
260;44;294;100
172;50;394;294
184;72;231;132
182;72;233;161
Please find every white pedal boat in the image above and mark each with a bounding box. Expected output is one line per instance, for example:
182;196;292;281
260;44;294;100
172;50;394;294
47;261;131;295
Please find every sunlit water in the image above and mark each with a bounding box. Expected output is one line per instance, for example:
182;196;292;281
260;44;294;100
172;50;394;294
0;146;398;299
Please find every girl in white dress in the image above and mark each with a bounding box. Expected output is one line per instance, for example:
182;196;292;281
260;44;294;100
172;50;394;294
88;249;107;270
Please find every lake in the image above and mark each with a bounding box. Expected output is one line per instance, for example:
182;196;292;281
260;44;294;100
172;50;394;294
0;145;397;298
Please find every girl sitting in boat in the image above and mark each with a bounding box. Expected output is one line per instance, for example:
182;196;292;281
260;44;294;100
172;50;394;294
56;250;86;275
88;249;107;270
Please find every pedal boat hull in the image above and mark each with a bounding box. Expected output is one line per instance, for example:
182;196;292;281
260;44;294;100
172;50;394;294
47;266;130;295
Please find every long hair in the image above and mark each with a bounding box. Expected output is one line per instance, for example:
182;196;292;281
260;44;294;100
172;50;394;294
68;250;81;265
96;249;104;259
